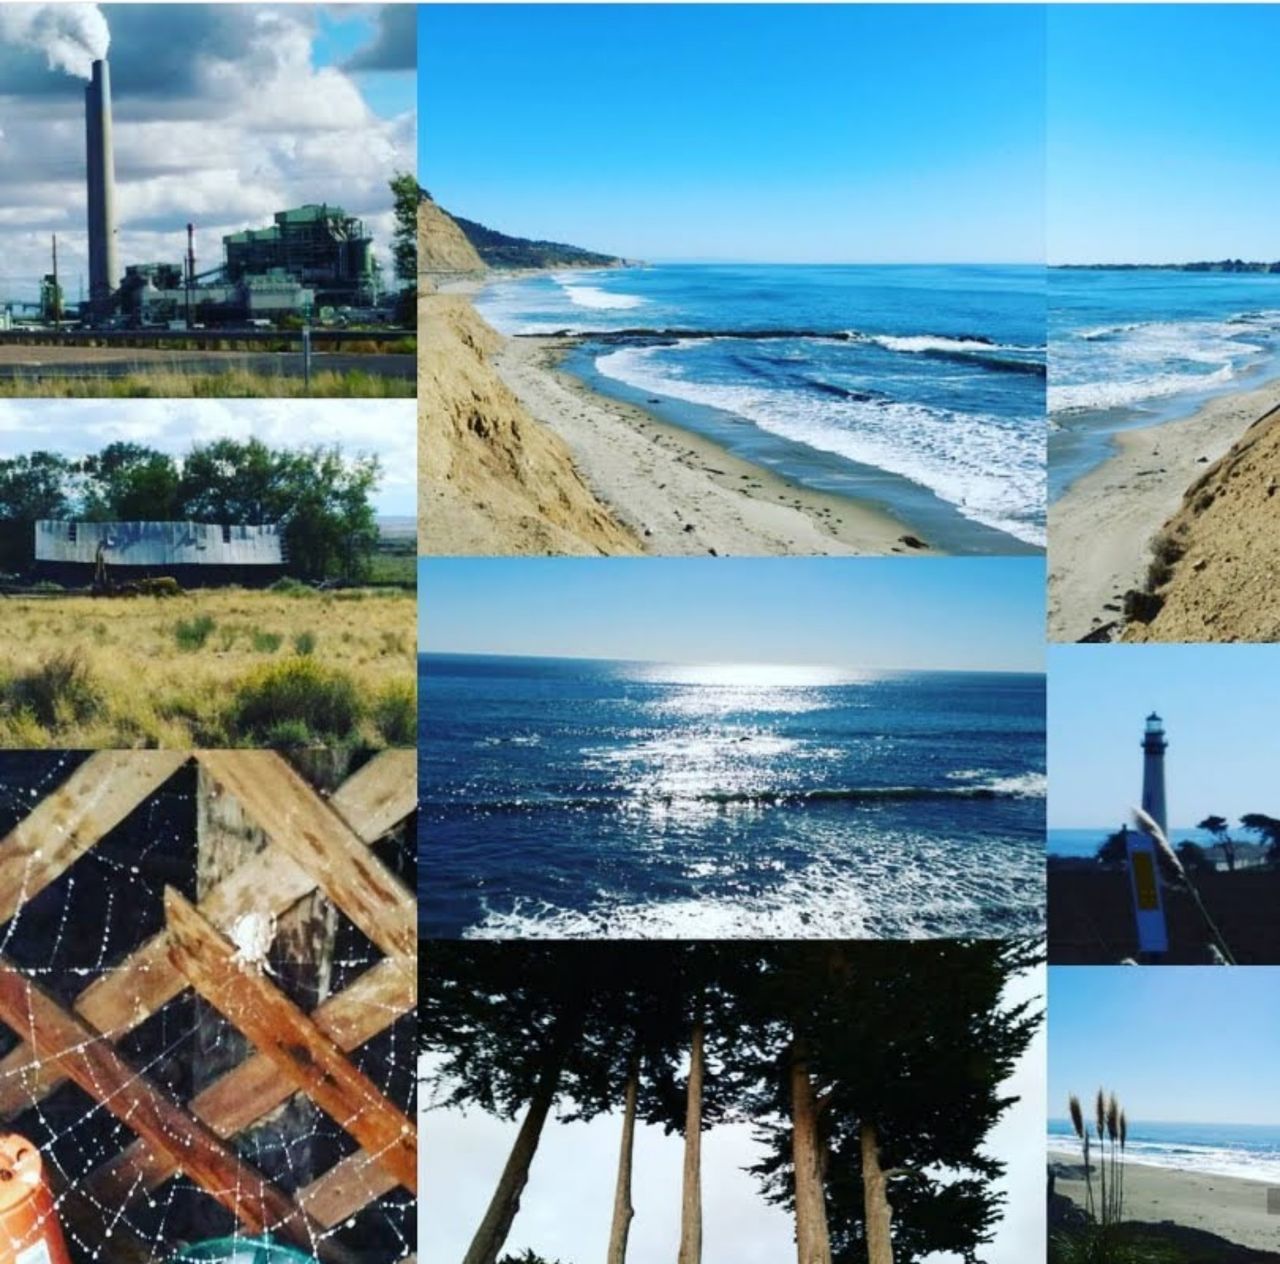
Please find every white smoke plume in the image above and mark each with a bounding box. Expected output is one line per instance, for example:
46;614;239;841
0;3;110;80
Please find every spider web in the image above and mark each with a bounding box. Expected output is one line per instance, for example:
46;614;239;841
0;752;416;1264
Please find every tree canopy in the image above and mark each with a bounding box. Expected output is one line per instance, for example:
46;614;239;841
423;940;1041;1264
0;439;382;581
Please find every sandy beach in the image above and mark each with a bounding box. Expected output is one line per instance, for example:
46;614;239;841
433;277;929;557
1050;1148;1280;1252
1048;376;1280;642
497;336;931;557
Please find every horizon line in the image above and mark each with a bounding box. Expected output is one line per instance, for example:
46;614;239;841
418;648;1042;675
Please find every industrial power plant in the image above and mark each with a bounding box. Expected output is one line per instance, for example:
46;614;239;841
22;58;392;331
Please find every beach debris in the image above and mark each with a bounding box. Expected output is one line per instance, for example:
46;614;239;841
898;535;928;550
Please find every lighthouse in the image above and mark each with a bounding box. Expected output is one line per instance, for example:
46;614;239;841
1128;711;1169;955
1141;712;1168;835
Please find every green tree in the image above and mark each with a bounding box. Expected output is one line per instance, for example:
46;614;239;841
390;172;425;285
743;941;1041;1264
1197;814;1235;872
79;442;181;521
1241;813;1280;865
177;438;381;581
1095;826;1130;867
390;171;425;325
0;452;73;571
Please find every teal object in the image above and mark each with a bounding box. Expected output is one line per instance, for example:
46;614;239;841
170;1238;317;1264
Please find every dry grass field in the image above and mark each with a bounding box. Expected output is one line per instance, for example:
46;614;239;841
0;585;416;748
0;366;415;398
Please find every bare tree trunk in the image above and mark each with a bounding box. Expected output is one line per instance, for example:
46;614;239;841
463;1056;561;1264
677;1020;705;1264
860;1121;895;1264
790;1042;832;1264
606;1060;640;1264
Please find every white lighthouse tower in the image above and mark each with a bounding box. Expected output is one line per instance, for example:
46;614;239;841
1127;710;1170;955
1141;712;1168;835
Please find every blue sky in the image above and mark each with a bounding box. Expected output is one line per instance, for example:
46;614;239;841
1049;967;1280;1125
421;5;1045;263
418;558;1045;671
314;7;416;119
1049;5;1280;264
1048;646;1280;829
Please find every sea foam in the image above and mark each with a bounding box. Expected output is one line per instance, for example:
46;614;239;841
596;342;1046;546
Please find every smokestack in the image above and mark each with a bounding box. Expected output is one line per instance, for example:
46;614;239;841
85;58;118;317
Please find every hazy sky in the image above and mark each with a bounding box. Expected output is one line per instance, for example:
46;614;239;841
1049;967;1280;1126
1048;645;1280;829
421;4;1045;264
422;968;1045;1264
0;399;415;516
419;558;1046;672
0;4;415;304
1049;5;1280;264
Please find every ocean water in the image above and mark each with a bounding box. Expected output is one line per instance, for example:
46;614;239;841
1049;269;1280;497
1048;825;1219;859
419;654;1046;940
1048;1118;1280;1185
475;264;1046;552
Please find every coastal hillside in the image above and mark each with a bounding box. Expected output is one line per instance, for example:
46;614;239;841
420;195;486;285
1124;404;1280;642
419;291;641;556
451;213;622;269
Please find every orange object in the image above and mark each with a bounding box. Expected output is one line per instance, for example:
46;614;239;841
0;1135;72;1264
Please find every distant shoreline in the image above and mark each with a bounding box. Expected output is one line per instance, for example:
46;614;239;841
1054;262;1280;273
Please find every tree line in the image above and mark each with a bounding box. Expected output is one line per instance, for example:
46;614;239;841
1097;813;1280;872
0;439;382;582
423;940;1041;1264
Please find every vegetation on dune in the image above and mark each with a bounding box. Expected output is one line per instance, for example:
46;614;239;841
0;368;414;399
450;209;623;270
0;589;414;749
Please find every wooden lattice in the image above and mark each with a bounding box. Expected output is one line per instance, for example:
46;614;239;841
0;750;417;1264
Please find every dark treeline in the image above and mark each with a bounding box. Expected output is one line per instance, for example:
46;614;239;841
0;439;381;582
423;940;1042;1264
1096;813;1280;873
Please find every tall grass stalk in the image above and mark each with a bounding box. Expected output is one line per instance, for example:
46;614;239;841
1132;807;1238;965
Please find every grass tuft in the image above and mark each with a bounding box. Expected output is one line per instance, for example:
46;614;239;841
227;657;363;746
1;649;104;728
174;614;217;651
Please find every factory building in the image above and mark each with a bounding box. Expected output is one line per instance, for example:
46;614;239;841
34;520;286;587
224;205;380;307
79;58;387;328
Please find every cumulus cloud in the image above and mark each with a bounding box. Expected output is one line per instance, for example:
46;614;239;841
0;399;417;517
342;4;416;73
0;4;416;304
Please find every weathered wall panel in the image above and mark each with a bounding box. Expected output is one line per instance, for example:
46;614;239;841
35;520;284;567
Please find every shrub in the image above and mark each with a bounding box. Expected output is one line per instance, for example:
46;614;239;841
252;630;283;653
3;650;103;728
372;680;416;746
226;657;363;746
270;577;313;598
29;581;64;594
293;630;317;656
174;614;217;651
